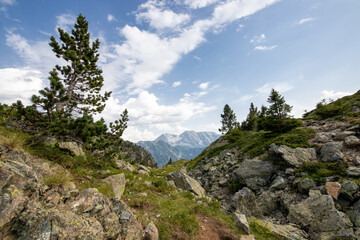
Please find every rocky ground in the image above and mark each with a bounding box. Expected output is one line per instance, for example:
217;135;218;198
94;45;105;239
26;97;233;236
188;119;360;239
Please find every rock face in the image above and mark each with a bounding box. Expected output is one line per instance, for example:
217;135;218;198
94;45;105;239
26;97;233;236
167;169;205;197
103;173;126;200
270;144;317;167
0;147;143;240
233;157;277;192
321;142;344;162
58;141;85;157
288;190;355;239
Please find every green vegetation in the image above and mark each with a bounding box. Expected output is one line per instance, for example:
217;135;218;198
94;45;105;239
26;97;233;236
248;218;282;240
219;104;237;134
295;162;347;184
304;90;360;120
43;170;73;188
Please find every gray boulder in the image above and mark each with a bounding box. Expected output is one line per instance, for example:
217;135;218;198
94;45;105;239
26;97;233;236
144;222;159;240
347;167;360;177
270;176;287;190
339;181;358;201
334;131;356;140
234;211;250;234
256;190;278;216
232;187;262;218
288;190;355;239
233;157;277;192
344;136;360;147
116;160;136;172
167;170;205;197
270;144;317;167
103;173;126;200
298;178;316;194
321;142;344;162
58;141;85;157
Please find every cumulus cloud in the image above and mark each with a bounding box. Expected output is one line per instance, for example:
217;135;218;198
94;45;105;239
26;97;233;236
107;14;116;22
173;81;182;87
254;45;277;51
296;17;317;25
136;0;190;30
250;34;265;43
56;13;76;32
321;90;353;100
0;68;43;105
184;0;218;9
199;82;210;90
256;82;294;94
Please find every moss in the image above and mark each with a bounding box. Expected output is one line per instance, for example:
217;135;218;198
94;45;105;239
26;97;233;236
249;218;282;240
295;162;347;184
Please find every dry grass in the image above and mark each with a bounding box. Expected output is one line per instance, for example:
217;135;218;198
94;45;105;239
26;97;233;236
0;126;28;150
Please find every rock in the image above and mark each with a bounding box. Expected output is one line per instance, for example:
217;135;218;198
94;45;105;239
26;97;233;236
233;211;250;234
347;167;360;177
298;178;316;194
58;141;85;157
103;173;126;200
354;156;360;166
250;218;308;240
232;187;262;218
344;136;360;147
321;142;344;162
334;131;356;140
138;165;151;173
167;170;205;197
270;144;317;167
285;168;295;175
116;160;136;172
314;133;331;143
233;157;277;192
256;190;278;216
144;222;159;240
288;192;355;239
270;176;286;190
339;181;358;201
138;170;149;175
325;182;341;200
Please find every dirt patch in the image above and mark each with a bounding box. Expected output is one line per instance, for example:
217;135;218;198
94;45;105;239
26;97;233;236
195;214;241;240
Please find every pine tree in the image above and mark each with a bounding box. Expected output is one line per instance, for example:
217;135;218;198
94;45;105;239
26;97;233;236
219;104;237;134
267;89;292;119
241;102;258;130
32;14;111;120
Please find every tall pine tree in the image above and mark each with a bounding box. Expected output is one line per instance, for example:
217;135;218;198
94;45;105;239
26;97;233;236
219;104;237;134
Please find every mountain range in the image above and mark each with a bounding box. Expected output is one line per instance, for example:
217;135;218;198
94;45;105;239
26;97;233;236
136;131;220;167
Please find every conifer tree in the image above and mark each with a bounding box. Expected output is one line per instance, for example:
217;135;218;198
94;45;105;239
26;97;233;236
32;14;111;120
241;102;258;130
219;104;237;134
267;89;292;119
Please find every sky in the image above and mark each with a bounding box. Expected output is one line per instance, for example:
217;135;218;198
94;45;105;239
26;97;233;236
0;0;360;142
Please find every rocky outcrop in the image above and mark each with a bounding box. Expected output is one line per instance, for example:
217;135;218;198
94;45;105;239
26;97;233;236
103;173;126;200
270;144;317;167
58;141;85;157
321;142;344;162
167;169;205;197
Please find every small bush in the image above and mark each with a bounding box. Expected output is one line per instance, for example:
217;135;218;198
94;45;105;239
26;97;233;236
43;170;73;187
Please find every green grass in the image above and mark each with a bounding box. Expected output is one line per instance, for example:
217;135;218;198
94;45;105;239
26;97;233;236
249;218;282;240
43;170;73;187
295;162;347;184
0;126;30;150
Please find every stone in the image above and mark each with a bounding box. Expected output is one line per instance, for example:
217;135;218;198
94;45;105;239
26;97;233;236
325;182;341;200
285;168;295;175
115;160;136;172
354;156;360;166
256;219;309;240
344;136;360;147
256;190;278;216
288;192;354;239
270;144;317;167
138;170;149;175
270;176;286;190
138;165;151;173
347;167;360;177
144;222;159;240
103;173;126;200
167;170;205;197
58;141;85;157
334;131;356;140
232;187;262;218
234;212;250;234
339;181;358;201
233;157;277;192
314;133;331;143
298;178;316;194
321;142;344;162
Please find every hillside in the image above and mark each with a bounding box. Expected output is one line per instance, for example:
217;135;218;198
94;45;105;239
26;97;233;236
137;131;220;167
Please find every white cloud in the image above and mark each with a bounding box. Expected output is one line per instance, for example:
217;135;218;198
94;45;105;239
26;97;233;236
321;90;352;100
0;68;44;105
173;81;182;87
184;0;218;9
239;94;254;102
107;14;116;22
296;17;317;25
254;45;277;51
56;14;76;32
256;82;294;94
0;0;16;5
199;82;210;90
250;34;265;43
194;55;201;61
137;1;190;30
236;24;244;31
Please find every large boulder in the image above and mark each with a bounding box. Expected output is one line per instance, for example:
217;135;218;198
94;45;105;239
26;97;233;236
116;160;136;172
167;170;205;197
321;142;344;162
144;222;159;240
347;167;360;177
58;141;85;157
232;157;277;192
288;190;355;239
232;187;262;218
339;181;358;201
298;178;316;194
344;136;360;147
234;211;250;234
103;173;126;200
270;144;317;167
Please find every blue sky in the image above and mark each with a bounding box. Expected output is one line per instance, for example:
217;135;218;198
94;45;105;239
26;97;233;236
1;0;359;142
